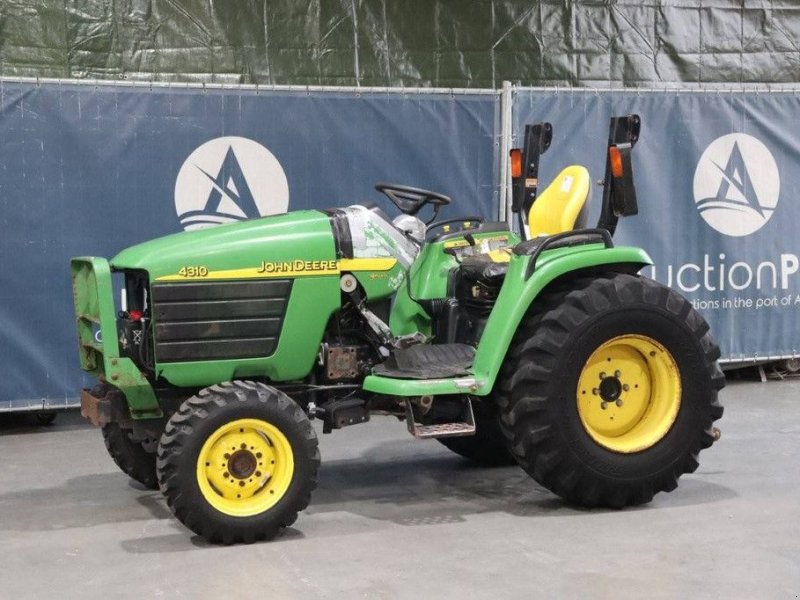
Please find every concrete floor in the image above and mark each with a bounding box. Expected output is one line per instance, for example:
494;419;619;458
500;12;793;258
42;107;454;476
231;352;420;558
0;380;798;599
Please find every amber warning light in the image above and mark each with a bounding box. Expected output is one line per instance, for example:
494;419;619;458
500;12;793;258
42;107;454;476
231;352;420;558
609;146;624;178
510;148;522;178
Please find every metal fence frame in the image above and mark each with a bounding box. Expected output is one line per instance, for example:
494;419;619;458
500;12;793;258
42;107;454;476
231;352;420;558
1;77;795;411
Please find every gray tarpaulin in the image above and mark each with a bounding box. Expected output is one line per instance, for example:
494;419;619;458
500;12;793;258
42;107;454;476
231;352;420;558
2;1;800;87
513;88;800;363
0;80;499;409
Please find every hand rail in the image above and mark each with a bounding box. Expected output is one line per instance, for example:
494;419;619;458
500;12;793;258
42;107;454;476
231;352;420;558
512;228;614;279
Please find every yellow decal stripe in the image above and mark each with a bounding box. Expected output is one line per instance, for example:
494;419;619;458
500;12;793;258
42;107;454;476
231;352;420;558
155;258;397;282
338;258;397;271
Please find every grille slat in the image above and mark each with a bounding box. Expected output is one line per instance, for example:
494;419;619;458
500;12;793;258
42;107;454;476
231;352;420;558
156;338;280;362
154;317;283;342
152;280;292;302
153;298;286;322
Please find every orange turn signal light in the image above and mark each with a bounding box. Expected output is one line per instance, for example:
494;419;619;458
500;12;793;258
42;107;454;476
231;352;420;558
510;148;522;178
609;146;623;178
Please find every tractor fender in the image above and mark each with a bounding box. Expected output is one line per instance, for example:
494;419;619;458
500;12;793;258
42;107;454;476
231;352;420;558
470;244;652;395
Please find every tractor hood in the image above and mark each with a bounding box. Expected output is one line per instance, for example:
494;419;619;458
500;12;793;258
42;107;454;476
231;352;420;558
111;210;339;282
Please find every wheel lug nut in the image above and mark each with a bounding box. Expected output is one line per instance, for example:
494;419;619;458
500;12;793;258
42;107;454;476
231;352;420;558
223;471;230;478
224;453;230;459
239;481;245;487
616;399;624;407
614;370;621;377
601;401;608;410
622;384;630;391
592;388;599;395
599;372;606;379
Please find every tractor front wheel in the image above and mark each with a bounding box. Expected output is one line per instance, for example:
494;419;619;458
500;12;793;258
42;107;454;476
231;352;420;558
156;381;319;544
101;422;159;490
497;273;724;508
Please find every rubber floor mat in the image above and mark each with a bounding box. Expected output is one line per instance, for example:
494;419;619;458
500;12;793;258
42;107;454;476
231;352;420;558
372;343;475;379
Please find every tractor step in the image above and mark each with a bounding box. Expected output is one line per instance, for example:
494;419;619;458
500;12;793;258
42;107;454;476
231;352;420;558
405;398;476;439
373;343;475;380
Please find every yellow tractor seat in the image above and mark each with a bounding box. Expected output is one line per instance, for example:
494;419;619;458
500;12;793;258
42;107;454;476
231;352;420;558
528;165;591;236
457;165;592;286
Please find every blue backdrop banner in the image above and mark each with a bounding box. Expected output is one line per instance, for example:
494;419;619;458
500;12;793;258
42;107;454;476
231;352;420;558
513;88;800;364
3;81;798;410
0;81;499;409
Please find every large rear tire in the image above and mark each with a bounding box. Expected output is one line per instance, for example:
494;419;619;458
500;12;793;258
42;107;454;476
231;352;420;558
437;402;515;466
157;381;320;544
497;273;724;508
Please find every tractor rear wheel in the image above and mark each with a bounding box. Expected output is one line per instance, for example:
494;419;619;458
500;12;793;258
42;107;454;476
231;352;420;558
101;422;159;490
437;402;515;466
157;381;320;544
497;273;724;508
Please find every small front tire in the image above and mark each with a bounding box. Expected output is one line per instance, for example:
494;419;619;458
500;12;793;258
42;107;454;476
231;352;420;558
157;381;320;544
101;422;159;490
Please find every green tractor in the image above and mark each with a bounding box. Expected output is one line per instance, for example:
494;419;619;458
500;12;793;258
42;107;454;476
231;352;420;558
72;115;723;544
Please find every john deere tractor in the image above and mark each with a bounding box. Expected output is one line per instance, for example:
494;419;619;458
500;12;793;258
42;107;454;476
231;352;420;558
72;115;723;544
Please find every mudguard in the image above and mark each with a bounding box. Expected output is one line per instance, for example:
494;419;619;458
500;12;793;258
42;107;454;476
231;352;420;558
363;242;652;396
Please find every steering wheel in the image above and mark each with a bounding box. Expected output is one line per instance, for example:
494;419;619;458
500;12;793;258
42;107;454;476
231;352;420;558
375;183;451;223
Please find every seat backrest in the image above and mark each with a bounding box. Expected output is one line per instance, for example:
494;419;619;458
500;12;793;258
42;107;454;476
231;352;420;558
528;165;591;236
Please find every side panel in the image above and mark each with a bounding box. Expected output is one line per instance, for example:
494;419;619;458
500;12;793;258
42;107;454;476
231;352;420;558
156;276;341;388
390;288;432;338
352;262;407;300
389;243;449;337
151;280;293;362
389;228;519;336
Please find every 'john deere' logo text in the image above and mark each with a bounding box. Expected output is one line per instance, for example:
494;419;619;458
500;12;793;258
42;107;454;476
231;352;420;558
257;260;338;274
693;133;780;237
174;136;289;230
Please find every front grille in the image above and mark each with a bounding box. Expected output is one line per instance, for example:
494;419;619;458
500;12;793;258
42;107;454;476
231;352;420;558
151;280;292;362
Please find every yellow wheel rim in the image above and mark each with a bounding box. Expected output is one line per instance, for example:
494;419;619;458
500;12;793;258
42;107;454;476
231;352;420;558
576;334;681;453
196;418;294;517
